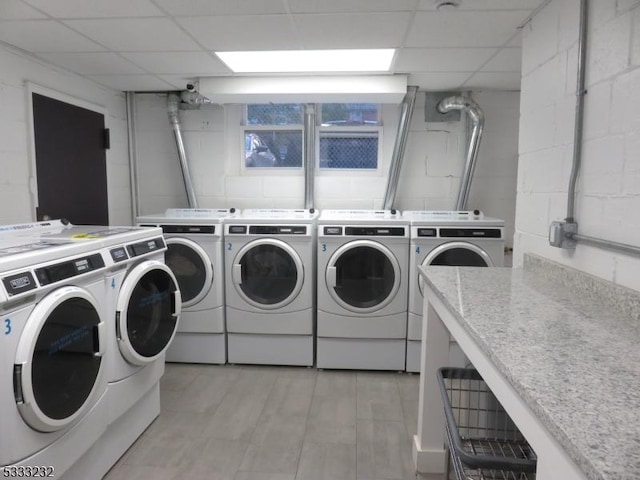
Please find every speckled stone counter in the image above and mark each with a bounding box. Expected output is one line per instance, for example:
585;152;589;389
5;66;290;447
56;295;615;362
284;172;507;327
418;258;640;480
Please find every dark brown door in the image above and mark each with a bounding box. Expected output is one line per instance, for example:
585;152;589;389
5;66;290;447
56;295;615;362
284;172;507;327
32;93;109;225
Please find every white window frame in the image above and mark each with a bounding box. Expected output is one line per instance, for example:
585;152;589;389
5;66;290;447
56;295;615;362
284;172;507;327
242;105;304;174
240;103;383;176
316;103;383;175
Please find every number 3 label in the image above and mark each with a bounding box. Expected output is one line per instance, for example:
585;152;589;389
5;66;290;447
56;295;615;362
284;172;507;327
4;319;11;335
322;244;327;252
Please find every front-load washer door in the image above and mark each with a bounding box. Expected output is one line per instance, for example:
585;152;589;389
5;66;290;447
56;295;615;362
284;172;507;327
116;260;181;365
232;239;303;310
326;240;400;313
14;286;106;432
165;237;213;308
418;241;492;296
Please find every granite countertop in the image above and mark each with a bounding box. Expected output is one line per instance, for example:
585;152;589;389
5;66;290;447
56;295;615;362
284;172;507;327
419;265;640;480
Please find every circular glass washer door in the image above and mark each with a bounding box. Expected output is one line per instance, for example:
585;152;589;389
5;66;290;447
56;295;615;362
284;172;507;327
14;286;106;433
116;260;181;365
326;240;401;313
418;241;493;296
165;237;213;308
231;239;304;310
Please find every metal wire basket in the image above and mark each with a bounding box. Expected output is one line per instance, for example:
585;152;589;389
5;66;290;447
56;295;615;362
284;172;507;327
437;368;537;480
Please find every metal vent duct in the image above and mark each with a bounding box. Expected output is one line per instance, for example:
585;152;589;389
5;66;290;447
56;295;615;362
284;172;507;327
167;93;198;208
382;86;419;210
437;95;484;211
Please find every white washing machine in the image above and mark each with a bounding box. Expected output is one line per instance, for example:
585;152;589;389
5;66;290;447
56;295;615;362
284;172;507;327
23;224;181;416
316;210;409;371
136;208;238;364
402;210;505;373
224;209;317;366
0;234;109;475
9;222;182;479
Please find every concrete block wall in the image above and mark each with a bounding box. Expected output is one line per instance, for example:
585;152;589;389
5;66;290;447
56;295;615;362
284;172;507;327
0;44;131;225
135;90;520;247
515;0;640;290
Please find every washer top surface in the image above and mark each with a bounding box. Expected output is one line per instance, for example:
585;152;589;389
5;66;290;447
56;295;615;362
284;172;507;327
402;210;504;227
319;209;406;226
227;208;318;224
137;208;239;224
0;234;105;276
8;221;163;249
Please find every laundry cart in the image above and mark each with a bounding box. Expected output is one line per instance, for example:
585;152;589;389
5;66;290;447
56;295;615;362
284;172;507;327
437;368;537;480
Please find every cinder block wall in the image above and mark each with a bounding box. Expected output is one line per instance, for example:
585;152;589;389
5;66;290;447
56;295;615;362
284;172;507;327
514;0;640;290
0;44;131;225
135;90;520;247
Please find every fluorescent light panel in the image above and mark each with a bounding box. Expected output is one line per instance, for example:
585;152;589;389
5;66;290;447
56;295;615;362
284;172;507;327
215;49;395;73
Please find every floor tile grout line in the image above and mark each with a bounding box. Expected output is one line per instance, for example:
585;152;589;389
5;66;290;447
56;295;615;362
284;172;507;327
291;366;318;479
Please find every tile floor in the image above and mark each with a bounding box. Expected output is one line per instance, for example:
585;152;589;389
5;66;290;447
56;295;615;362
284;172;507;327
103;364;444;480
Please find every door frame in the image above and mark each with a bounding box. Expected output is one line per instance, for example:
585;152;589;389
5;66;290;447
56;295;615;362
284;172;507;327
26;82;110;222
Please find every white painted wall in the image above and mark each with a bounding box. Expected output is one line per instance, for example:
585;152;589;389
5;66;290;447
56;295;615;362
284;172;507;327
514;0;640;291
0;44;131;226
135;90;520;247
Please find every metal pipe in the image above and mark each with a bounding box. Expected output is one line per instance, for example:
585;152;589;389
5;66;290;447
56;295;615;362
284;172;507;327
180;90;214;105
438;95;485;211
570;233;640;257
126;92;140;223
566;0;588;223
383;86;419;210
303;104;316;210
167;93;198;208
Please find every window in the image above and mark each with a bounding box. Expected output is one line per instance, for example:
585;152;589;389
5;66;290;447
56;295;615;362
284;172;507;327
244;104;303;168
242;103;381;171
319;104;381;170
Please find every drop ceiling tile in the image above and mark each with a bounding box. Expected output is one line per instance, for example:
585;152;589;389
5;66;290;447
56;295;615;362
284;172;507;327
64;18;201;51
0;0;46;20
23;0;164;18
407;72;471;90
289;0;419;13
481;47;522;72
37;52;145;75
294;13;410;49
406;11;532;47
120;52;230;74
87;74;175;91
0;20;105;52
394;48;497;72
177;15;297;50
158;75;202;89
463;72;522;90
418;0;544;10
154;0;287;16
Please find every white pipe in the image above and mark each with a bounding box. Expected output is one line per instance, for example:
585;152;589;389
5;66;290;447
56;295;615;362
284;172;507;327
126;92;140;223
437;96;484;211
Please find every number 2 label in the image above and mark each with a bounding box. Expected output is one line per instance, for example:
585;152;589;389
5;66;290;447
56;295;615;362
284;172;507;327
227;242;233;251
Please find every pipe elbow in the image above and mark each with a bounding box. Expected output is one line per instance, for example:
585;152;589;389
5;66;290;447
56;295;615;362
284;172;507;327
437;95;484;126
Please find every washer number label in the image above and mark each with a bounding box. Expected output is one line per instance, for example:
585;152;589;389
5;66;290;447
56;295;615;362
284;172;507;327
321;243;327;252
415;246;421;254
4;319;10;335
227;242;233;251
